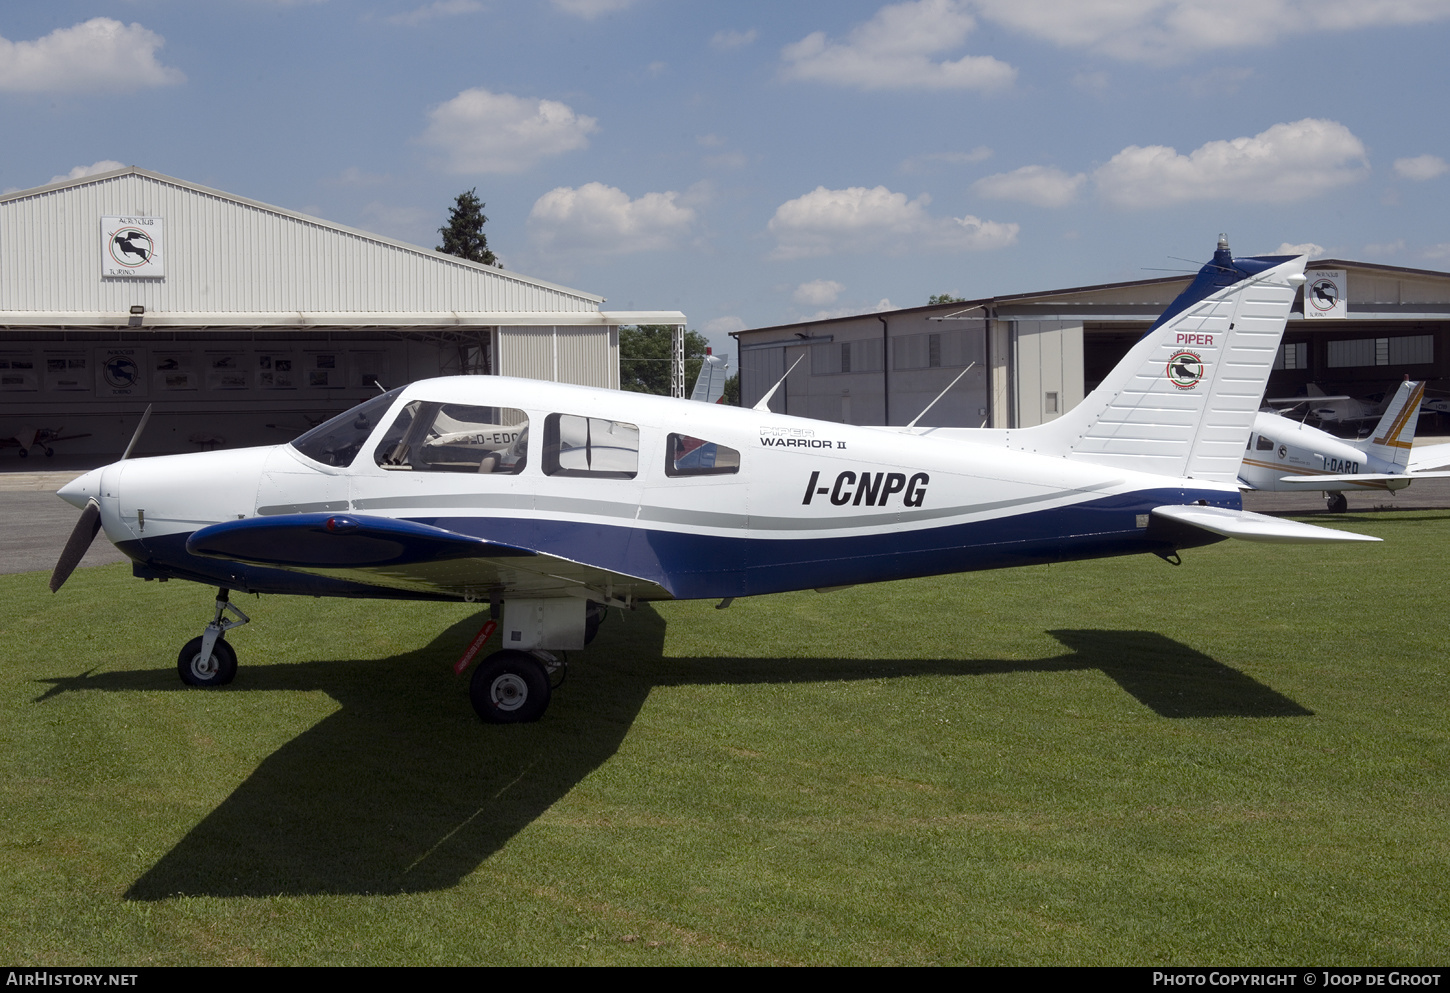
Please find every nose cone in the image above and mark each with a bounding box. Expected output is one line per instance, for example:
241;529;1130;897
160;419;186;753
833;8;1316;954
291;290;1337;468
58;467;106;510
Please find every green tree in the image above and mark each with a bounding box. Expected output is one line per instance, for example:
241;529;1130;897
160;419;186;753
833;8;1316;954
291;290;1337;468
619;325;710;395
723;373;740;406
928;293;966;305
436;188;499;267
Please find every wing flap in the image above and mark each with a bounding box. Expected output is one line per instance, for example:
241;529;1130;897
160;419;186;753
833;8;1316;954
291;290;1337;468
1151;505;1379;543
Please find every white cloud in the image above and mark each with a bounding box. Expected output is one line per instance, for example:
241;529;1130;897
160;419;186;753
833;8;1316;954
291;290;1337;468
899;147;993;173
420;88;598;174
1363;239;1405;257
702;316;747;336
806;299;896;321
360;202;436;244
48;160;124;185
386;1;485;26
551;0;638;18
782;0;1016;91
711;29;758;50
968;0;1450;64
0;18;184;93
767;185;1018;259
328;166;389;187
1394;155;1448;181
527;182;697;255
1094;118;1368;208
1422;243;1450;263
973;165;1086;207
1274;242;1324;257
794;280;846;305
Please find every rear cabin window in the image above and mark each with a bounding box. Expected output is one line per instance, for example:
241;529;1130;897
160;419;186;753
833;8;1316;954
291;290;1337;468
542;414;639;479
291;387;404;467
1256;434;1275;451
374;401;529;474
666;434;740;476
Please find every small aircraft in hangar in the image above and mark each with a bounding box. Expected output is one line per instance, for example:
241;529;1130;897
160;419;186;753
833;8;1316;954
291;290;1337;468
1240;378;1450;512
49;239;1378;724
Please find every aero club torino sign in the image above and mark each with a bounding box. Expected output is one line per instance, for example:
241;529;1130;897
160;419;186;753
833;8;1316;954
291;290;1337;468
101;216;165;278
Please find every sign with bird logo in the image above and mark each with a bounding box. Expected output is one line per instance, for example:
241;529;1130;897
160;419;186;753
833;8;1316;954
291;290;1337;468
101;216;165;278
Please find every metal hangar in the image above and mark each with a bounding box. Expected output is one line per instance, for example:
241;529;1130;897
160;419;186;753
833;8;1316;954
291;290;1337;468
732;259;1450;432
0;166;684;458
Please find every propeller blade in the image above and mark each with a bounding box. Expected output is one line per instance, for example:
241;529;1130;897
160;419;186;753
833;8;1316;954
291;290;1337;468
50;499;102;593
120;404;153;461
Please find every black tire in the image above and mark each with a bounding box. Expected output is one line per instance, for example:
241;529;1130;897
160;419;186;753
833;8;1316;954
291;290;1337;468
177;636;238;687
584;600;608;646
470;650;550;723
1326;492;1348;514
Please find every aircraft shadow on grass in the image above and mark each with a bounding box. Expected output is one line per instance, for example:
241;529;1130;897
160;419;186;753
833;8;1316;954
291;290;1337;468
34;607;1309;900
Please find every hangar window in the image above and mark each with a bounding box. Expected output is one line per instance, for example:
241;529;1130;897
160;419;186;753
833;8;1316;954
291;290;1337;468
292;387;404;467
542;414;638;479
373;401;529;474
1273;342;1309;370
1327;335;1434;368
666;434;740;477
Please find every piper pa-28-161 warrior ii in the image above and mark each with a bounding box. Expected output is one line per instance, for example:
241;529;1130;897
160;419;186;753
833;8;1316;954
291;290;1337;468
1240;378;1450;512
50;239;1377;724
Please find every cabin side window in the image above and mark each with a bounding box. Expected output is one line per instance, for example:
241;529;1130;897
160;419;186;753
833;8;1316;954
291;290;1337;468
665;433;741;477
374;401;529;474
1256;434;1275;451
542;413;639;479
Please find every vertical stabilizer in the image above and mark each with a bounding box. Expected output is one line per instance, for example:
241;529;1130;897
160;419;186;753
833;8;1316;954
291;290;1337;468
1006;239;1306;482
1362;379;1423;470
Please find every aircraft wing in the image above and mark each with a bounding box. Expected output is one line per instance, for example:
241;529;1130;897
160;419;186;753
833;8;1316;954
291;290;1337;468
1151;505;1379;543
1275;471;1450;485
187;513;670;601
1409;442;1450;473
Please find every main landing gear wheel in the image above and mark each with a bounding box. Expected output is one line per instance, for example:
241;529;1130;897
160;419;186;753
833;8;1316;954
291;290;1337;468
470;650;551;724
1325;492;1348;514
177;636;238;687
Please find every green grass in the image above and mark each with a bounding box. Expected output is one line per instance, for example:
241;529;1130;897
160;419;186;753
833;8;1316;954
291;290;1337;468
3;512;1449;965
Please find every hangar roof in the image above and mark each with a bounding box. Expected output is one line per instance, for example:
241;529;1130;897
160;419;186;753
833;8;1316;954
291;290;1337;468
0;166;683;329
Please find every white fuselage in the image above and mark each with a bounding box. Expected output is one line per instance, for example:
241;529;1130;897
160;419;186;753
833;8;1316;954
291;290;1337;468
60;376;1240;602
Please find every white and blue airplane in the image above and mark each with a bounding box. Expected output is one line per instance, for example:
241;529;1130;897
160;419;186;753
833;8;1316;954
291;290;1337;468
1241;378;1450;512
50;239;1376;724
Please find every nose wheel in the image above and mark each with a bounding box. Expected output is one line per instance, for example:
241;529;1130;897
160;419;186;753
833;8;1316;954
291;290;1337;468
177;588;249;687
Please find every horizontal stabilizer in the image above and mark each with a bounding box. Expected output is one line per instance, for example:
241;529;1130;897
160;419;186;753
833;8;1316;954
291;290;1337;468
1409;441;1450;473
1276;471;1450;486
1151;505;1379;543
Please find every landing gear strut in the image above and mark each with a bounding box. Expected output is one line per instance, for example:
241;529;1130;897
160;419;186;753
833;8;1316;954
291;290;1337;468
177;588;249;687
1325;491;1348;514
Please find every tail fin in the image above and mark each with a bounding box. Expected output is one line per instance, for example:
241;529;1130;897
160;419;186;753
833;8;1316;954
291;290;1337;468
1362;379;1423;470
1007;238;1306;482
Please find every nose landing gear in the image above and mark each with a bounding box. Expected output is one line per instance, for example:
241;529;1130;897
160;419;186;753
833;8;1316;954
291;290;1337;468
177;588;250;687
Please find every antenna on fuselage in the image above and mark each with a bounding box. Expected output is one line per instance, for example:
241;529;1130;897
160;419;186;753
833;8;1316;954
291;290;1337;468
905;362;976;430
752;354;805;412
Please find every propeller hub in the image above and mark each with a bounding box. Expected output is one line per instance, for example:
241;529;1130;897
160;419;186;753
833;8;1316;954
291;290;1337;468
57;466;107;510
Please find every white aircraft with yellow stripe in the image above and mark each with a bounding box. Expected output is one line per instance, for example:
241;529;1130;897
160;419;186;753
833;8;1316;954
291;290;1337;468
1240;378;1450;511
49;238;1379;725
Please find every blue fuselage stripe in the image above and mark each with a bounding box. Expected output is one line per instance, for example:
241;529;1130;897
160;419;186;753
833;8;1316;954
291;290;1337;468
123;486;1238;600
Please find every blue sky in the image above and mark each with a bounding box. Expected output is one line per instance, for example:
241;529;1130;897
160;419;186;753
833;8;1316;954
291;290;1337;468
3;0;1449;357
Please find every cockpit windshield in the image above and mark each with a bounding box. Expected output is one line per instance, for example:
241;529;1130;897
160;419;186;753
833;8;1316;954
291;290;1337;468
290;387;405;467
